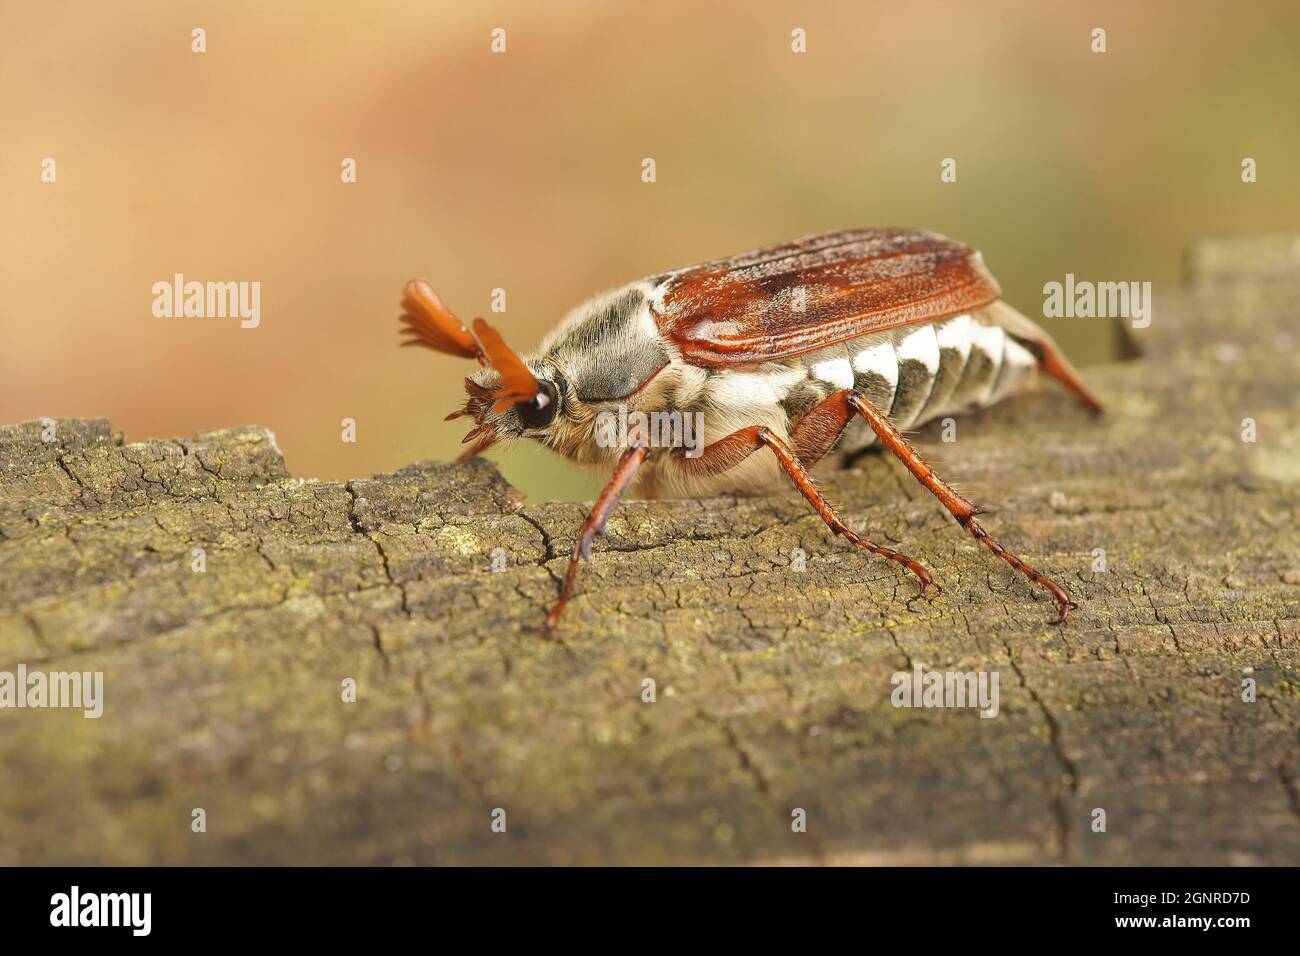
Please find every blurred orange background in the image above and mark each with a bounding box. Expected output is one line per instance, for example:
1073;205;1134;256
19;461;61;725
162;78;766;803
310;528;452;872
3;1;1297;500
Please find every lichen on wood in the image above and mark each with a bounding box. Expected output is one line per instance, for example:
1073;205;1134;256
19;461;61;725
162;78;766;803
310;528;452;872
1;236;1298;865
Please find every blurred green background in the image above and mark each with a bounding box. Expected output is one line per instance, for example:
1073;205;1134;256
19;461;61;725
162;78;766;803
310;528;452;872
2;1;1297;500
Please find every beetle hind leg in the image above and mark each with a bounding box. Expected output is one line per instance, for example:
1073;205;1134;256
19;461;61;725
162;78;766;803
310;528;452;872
845;392;1076;620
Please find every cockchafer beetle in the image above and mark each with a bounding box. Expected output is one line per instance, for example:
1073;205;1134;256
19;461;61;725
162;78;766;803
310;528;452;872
399;228;1103;630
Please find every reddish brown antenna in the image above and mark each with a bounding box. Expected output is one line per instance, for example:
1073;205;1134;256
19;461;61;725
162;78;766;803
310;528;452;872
471;317;540;411
398;280;483;361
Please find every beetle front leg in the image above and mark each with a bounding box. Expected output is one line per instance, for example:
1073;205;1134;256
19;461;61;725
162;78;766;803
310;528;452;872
543;444;651;632
845;392;1077;620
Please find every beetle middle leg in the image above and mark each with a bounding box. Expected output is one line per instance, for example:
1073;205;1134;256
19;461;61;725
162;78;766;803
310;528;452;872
682;423;933;590
543;444;651;632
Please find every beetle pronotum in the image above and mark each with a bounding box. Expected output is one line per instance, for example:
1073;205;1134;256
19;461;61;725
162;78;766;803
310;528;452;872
399;228;1102;629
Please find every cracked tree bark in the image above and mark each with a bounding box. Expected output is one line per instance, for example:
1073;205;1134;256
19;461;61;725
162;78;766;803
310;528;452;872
1;235;1298;865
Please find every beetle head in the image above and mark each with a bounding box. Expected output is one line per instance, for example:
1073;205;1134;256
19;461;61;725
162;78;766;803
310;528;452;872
399;279;566;459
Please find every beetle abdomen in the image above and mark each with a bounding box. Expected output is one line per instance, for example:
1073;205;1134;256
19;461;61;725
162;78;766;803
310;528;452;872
794;310;1039;458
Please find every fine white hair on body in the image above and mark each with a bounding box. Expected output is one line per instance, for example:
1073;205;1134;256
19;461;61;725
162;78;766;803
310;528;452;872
704;362;807;412
888;324;942;430
851;339;899;411
810;355;855;390
957;321;1007;409
921;313;975;420
988;335;1038;406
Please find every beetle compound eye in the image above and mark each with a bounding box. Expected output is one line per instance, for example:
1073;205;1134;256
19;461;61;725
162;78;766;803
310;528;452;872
517;380;558;429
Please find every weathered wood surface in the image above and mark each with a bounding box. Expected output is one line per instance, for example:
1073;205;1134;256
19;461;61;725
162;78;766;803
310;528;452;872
2;237;1298;865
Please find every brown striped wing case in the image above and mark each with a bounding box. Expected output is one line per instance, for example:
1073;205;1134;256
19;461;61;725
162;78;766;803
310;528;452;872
648;228;1002;367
